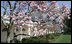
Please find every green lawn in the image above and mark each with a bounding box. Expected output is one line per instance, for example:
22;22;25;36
10;34;71;43
52;34;71;43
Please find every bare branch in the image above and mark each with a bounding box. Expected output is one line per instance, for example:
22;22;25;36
7;1;12;9
15;2;21;14
13;1;18;11
1;6;7;15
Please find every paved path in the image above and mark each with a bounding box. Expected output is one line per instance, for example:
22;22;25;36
1;31;7;43
1;30;32;43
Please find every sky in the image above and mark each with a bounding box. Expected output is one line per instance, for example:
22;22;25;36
1;1;71;13
57;1;71;8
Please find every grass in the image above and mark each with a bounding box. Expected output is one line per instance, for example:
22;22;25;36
21;34;71;43
52;34;71;43
2;33;71;43
15;33;61;43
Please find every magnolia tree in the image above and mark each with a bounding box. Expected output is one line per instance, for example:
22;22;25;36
1;1;71;43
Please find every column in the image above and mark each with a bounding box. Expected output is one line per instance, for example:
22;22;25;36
28;23;31;36
20;26;22;41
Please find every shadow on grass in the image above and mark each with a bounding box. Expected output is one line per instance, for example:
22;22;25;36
13;33;61;43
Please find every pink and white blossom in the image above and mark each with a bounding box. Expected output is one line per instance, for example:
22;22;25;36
68;17;70;19
18;13;23;16
29;16;31;20
20;20;24;24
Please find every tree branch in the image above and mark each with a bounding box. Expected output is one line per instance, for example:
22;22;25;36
7;1;12;9
1;6;7;15
13;1;18;11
